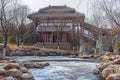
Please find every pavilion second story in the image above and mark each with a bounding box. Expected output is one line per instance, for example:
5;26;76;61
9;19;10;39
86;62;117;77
27;5;97;49
28;5;85;32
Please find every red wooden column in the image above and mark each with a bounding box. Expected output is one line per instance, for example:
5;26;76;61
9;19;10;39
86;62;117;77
48;33;50;42
45;32;50;42
38;33;40;42
66;32;69;42
45;32;48;42
60;33;62;42
39;32;42;42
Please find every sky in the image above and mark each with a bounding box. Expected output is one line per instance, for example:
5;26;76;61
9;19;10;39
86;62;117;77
22;0;93;19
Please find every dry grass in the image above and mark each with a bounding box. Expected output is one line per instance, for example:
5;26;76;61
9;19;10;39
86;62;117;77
7;44;19;50
7;44;27;50
6;44;79;54
38;47;79;54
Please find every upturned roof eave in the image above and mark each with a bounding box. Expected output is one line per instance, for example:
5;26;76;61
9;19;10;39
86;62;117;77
28;13;85;21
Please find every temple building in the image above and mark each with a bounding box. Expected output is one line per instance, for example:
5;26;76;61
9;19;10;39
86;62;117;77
27;5;99;51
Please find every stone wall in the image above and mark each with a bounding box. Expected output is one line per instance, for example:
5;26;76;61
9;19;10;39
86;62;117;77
35;42;71;50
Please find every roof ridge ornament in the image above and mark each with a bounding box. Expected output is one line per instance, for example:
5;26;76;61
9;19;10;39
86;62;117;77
49;5;51;7
64;5;67;7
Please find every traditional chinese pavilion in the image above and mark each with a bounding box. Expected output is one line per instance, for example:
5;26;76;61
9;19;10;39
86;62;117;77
28;5;98;50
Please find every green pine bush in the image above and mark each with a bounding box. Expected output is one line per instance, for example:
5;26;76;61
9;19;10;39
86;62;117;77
8;35;16;43
0;34;3;43
117;42;120;54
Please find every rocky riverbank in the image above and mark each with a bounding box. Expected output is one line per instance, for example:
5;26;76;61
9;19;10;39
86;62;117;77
6;46;79;56
93;54;120;80
0;59;49;80
6;45;101;59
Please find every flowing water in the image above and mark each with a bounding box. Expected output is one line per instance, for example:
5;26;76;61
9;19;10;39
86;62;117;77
14;56;99;80
28;61;99;80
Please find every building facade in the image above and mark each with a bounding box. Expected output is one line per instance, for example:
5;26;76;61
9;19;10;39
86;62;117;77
27;5;99;50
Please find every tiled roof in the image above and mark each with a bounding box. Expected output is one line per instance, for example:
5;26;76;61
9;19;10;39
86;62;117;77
38;5;76;13
28;5;85;20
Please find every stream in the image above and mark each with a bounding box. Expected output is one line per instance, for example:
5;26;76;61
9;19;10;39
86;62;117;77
15;56;99;80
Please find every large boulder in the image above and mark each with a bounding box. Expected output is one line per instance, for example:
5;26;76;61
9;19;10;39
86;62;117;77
107;65;120;73
6;68;23;77
101;55;112;62
21;73;34;80
48;52;57;56
4;76;17;80
112;59;120;65
106;73;120;80
92;68;100;74
4;63;19;70
20;67;28;73
34;62;49;68
24;61;49;69
0;76;5;80
102;68;115;78
0;68;6;75
24;62;34;68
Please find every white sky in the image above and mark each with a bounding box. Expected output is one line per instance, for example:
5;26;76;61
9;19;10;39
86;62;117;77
22;0;93;19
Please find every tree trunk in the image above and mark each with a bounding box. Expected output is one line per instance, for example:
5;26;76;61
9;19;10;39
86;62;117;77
17;39;20;47
94;41;97;54
17;35;20;47
3;36;7;48
3;36;8;59
57;32;60;49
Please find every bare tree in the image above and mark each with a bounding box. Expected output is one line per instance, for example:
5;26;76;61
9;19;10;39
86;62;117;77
12;1;29;46
101;0;120;28
0;0;14;59
0;0;29;59
89;0;103;54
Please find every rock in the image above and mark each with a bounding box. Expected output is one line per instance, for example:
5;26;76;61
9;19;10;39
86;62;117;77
8;52;16;56
98;65;107;72
41;62;49;66
24;62;34;68
101;55;112;63
34;63;43;68
38;52;48;56
26;52;33;56
81;55;91;59
0;76;5;79
107;65;120;73
4;76;17;80
106;73;120;80
24;61;49;69
114;50;120;55
6;68;23;77
0;68;6;75
4;63;19;70
113;59;120;64
8;60;18;63
100;62;109;66
60;52;69;56
68;55;76;58
102;68;115;78
21;73;34;80
92;69;100;74
48;52;57;56
34;62;49;68
20;67;28;73
105;52;112;55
